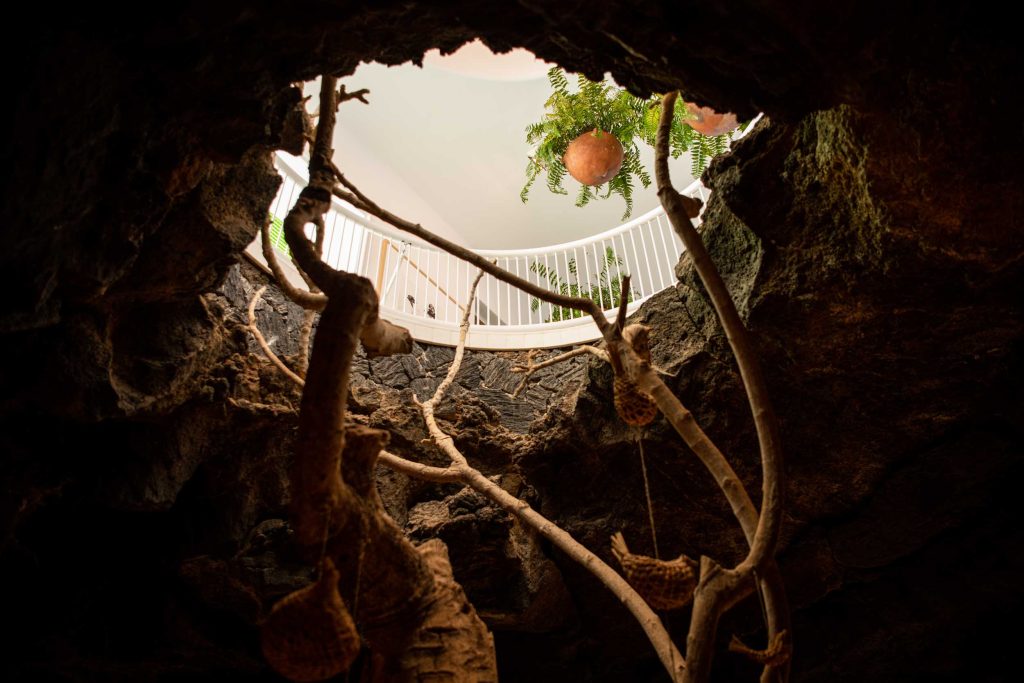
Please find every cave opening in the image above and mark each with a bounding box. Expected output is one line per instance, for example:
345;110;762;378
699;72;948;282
2;5;1023;683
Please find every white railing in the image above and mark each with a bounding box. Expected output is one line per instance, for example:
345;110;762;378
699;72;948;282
245;153;705;350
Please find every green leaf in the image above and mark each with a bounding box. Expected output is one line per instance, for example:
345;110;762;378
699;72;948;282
267;214;291;255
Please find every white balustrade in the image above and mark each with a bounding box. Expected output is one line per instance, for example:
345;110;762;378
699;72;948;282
244;153;704;350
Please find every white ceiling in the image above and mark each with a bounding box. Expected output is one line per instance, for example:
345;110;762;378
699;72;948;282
329;42;698;250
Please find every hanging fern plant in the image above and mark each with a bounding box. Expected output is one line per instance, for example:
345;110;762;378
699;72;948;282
521;67;747;220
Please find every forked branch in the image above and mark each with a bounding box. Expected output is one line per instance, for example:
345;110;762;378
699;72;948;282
395;269;686;682
509;346;608;397
330;168;610;332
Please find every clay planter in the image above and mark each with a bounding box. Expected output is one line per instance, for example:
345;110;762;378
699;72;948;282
563;129;624;186
685;102;739;136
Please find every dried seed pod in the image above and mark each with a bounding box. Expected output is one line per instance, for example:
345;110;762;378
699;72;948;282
613;375;659;426
614;324;658;425
610;532;697;611
261;558;360;682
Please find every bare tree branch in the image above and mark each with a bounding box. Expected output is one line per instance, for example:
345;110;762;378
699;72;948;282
729;630;791;667
261;81;411;359
330;170;609;330
295;218;326;376
283;187;411;358
656;90;790;683
378;450;461;484
247;286;306;387
337;84;370;105
657;90;784;586
260;213;327;311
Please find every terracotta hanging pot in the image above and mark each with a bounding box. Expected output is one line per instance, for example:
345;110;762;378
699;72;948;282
563;129;624;186
684;102;739;137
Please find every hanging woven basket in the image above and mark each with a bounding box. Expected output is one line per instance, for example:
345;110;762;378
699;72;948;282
563;129;624;186
261;558;360;682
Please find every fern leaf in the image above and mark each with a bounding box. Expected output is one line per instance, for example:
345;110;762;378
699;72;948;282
575;183;594;208
548;67;569;95
520;158;542;203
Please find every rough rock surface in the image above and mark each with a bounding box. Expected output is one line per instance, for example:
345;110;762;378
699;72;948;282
2;3;1022;683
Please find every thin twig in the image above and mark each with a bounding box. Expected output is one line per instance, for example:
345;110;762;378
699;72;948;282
414;268;487;467
378;450;461;484
247;286;306;387
509;346;608;397
729;630;791;667
337;85;370;105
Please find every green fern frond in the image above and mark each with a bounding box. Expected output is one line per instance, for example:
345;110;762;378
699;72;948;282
576;183;595;207
546;160;568;195
635;162;652;189
607;172;634;221
712;133;728;157
548;66;570;95
520;158;541;203
690;141;707;177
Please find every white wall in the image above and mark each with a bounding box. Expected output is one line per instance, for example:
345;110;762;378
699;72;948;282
333;127;470;246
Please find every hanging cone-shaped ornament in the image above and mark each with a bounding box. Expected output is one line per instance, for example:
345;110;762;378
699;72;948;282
261;557;360;682
610;532;697;611
613;375;659;426
563;129;624;186
614;324;657;426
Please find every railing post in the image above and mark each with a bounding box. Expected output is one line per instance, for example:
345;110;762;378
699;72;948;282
376;239;389;299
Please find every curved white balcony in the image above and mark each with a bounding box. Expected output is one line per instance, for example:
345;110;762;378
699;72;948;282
245;153;707;350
